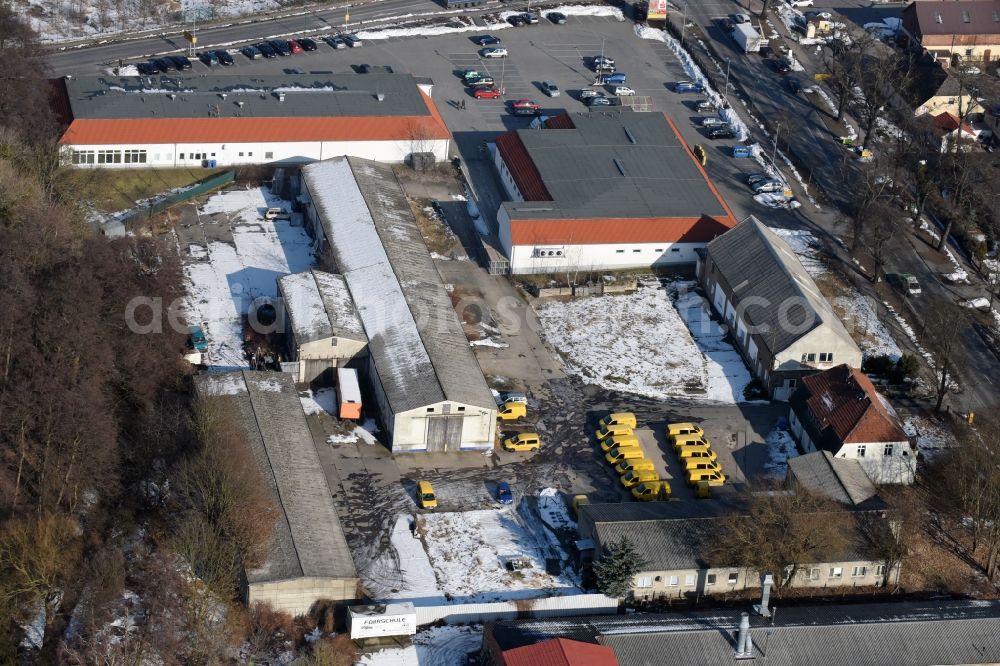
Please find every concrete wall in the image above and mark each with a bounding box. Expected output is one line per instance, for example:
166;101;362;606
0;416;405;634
392;400;496;452
63;137;449;169
291;337;367;383
246;576;358;617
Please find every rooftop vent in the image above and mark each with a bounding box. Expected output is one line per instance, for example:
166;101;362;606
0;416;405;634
613;158;627;176
623;127;637;144
962;10;971;22
168;93;176;100
277;92;286;102
994;10;999;22
219;92;227;99
237;101;245;107
376;93;385;102
734;613;753;659
935;12;942;23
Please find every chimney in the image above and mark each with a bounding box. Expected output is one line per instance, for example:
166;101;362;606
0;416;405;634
735;612;751;657
219;92;227;99
376;93;385;102
237;101;244;108
168;93;176;100
754;573;773;617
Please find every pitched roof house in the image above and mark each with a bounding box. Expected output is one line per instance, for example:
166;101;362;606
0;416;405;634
915;76;985;118
901;0;1000;67
788;364;915;484
787;450;882;509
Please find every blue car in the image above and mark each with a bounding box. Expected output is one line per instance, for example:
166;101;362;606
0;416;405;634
497;482;513;505
599;72;627;85
188;325;208;352
675;80;704;93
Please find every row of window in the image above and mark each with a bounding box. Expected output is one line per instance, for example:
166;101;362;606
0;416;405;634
72;149;147;164
615;248;682;254
802;352;834;364
637;565;886;589
857;444;896;457
426;406;465;413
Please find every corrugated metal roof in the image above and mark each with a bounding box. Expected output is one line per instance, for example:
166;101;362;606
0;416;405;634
507;215;731;245
797;365;909;447
194;371;357;584
488;600;1000;665
496;111;734;224
302;157;495;414
705;217;859;356
279;270;366;345
787;450;881;507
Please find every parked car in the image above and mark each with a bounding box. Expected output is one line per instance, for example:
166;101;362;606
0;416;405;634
695;99;715;112
288;39;304;54
708;127;736;139
198;51;219;66
548;11;567;24
476;34;501;45
417;480;438;509
674;80;704;93
732;13;751;24
511;99;541;110
770;58;791;73
188;325;208;352
344;33;362;47
541;81;560;97
137;61;159;75
270;40;292;56
357;63;372;73
470;76;495;88
587;95;612;106
759;44;774;58
463;70;485;82
522;12;539;23
241;45;261;60
215;50;234;65
298;37;318;51
497;482;513;505
482;47;508;58
579;89;600;100
324;34;347;49
508;14;527;26
613;85;636;96
786;77;802;93
256;42;276;58
593;54;615;68
746;172;771;186
474;87;502;99
153;57;176;72
702;117;728;128
502;432;541;451
753;179;786;193
732;145;754;158
169;55;192;70
598;72;627;85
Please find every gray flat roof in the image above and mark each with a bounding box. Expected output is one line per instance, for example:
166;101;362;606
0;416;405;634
500;111;729;221
279;270;366;345
302;156;495;414
64;73;433;120
788;450;881;508
488;600;1000;665
195;371;356;585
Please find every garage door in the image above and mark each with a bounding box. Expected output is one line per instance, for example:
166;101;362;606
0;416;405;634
425;410;464;451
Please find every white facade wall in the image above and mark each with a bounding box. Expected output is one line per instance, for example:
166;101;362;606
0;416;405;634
507;241;702;274
392;400;496;452
776;328;864;374
63;137;449;169
839;440;916;485
246;576;357;617
494;150;525;201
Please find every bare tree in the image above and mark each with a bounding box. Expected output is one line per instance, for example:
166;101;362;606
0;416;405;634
923;304;968;413
848;157;895;254
863;200;905;282
855;47;911;151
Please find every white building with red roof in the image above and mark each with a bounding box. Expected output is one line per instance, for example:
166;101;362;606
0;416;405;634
56;73;450;169
491;110;737;274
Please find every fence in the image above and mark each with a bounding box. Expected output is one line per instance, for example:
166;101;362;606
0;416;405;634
413;593;619;626
118;170;235;229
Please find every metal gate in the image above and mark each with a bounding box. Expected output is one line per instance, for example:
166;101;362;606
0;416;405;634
425;408;464;451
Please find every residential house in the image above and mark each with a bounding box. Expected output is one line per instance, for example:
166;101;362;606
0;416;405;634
915;76;985;119
933;111;980;151
697;217;863;400
901;0;1000;67
277;270;368;384
480;600;1000;665
788;364;915;484
577;500;898;601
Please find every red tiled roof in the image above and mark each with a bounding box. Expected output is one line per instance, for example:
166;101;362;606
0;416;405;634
503;638;618;666
509;214;733;244
59;91;450;145
933;112;974;135
800;364;908;445
495;131;552;201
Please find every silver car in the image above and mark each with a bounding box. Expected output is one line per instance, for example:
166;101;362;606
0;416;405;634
542;81;560;97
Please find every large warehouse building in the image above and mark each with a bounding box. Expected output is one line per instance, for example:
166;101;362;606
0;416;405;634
57;73;451;168
300;156;497;452
195;371;358;615
492;111;737;274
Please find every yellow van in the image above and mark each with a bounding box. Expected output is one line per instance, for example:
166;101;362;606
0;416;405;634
676;446;718;463
606;446;644;465
600;433;640;453
673;435;712;452
632;480;671;501
502;432;541;452
615;458;655;475
497;400;526;421
598;412;637;429
620;469;659;489
684;460;722;474
688;469;726;486
667;422;705;441
416;480;438;509
595;423;633;441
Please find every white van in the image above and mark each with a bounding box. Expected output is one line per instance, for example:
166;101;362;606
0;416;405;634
264;207;290;220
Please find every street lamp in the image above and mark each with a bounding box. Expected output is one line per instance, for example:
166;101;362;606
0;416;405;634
723;58;731;107
771;123;782;167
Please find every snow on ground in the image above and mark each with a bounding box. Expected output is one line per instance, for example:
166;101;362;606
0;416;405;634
183;186;314;370
770;228;826;276
636;24;750;141
326;418;381;445
903;416;956;461
359;625;483;666
300;387;337;415
882;301;933;364
419;506;579;602
833;294;903;361
357;16;501;40
550;4;625;19
537;285;751;403
763;426;799;477
537;488;575;535
365;515;440;602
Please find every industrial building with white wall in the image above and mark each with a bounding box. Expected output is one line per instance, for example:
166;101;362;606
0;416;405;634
56;73;451;168
492;111;737;274
300;156;497;453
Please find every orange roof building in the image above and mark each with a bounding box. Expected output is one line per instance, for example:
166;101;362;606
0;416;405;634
789;364;915;484
57;74;451;169
491;110;736;274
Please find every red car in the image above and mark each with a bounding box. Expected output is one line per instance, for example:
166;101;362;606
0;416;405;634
474;87;502;99
288;39;303;54
511;98;540;110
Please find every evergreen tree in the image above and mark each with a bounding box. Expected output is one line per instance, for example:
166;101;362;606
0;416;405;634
592;536;647;598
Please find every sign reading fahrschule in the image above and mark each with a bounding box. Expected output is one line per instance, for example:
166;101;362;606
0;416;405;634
348;602;418;639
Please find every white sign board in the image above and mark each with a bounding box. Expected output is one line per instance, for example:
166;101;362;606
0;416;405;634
349;603;417;639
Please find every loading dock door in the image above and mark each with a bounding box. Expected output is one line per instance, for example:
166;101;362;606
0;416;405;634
425;405;464;451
